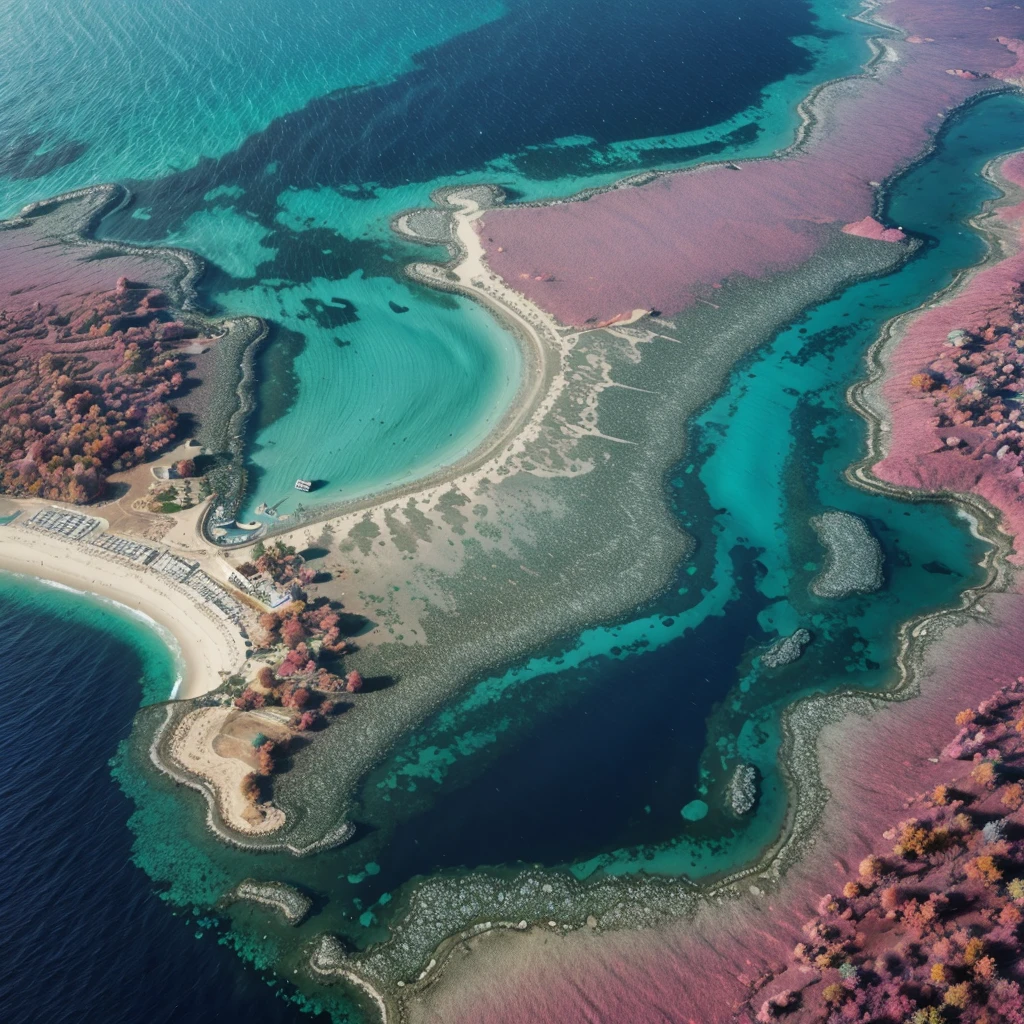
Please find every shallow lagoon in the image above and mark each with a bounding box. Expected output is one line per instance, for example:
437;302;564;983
85;0;863;521
343;94;1024;891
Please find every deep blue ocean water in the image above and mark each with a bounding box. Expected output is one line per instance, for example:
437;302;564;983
0;576;319;1023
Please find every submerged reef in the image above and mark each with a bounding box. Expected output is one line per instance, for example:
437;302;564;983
762;629;813;669
343;30;1024;1024
221;879;312;926
809;512;884;599
105;1;1024;1020
727;764;760;817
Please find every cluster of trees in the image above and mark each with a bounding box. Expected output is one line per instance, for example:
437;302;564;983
240;540;315;589
238;736;289;804
251;597;349;655
753;682;1024;1023
239;772;262;803
231;557;367;775
910;309;1024;464
0;277;203;502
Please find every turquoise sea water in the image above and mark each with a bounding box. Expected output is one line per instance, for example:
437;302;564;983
137;0;869;520
0;570;342;1023
219;273;522;517
347;93;1023;889
0;0;505;213
0;0;869;519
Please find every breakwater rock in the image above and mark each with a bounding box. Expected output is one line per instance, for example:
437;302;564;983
809;511;883;598
761;628;812;669
726;763;759;816
221;879;311;926
309;933;348;977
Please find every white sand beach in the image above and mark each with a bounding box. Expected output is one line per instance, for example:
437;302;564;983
0;516;246;699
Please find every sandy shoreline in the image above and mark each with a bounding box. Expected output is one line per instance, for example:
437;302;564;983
231;184;565;543
0;518;246;699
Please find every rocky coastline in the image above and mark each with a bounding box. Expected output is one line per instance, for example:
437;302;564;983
762;629;813;669
145;702;356;857
220;878;312;926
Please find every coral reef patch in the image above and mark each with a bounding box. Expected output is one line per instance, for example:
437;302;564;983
809;512;884;599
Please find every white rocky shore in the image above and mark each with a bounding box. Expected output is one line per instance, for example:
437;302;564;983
761;628;812;668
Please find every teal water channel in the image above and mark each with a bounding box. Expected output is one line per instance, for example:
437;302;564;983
333;93;1024;897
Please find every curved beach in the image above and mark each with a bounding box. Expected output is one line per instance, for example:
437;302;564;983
0;513;245;699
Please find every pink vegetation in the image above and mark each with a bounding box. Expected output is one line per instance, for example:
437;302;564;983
745;681;1024;1023
874;152;1024;560
0;276;202;502
478;0;1024;326
842;217;907;243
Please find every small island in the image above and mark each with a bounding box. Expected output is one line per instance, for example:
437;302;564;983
809;512;884;599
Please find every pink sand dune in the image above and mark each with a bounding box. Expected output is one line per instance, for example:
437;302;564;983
842;215;907;242
478;0;1024;327
0;213;174;312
